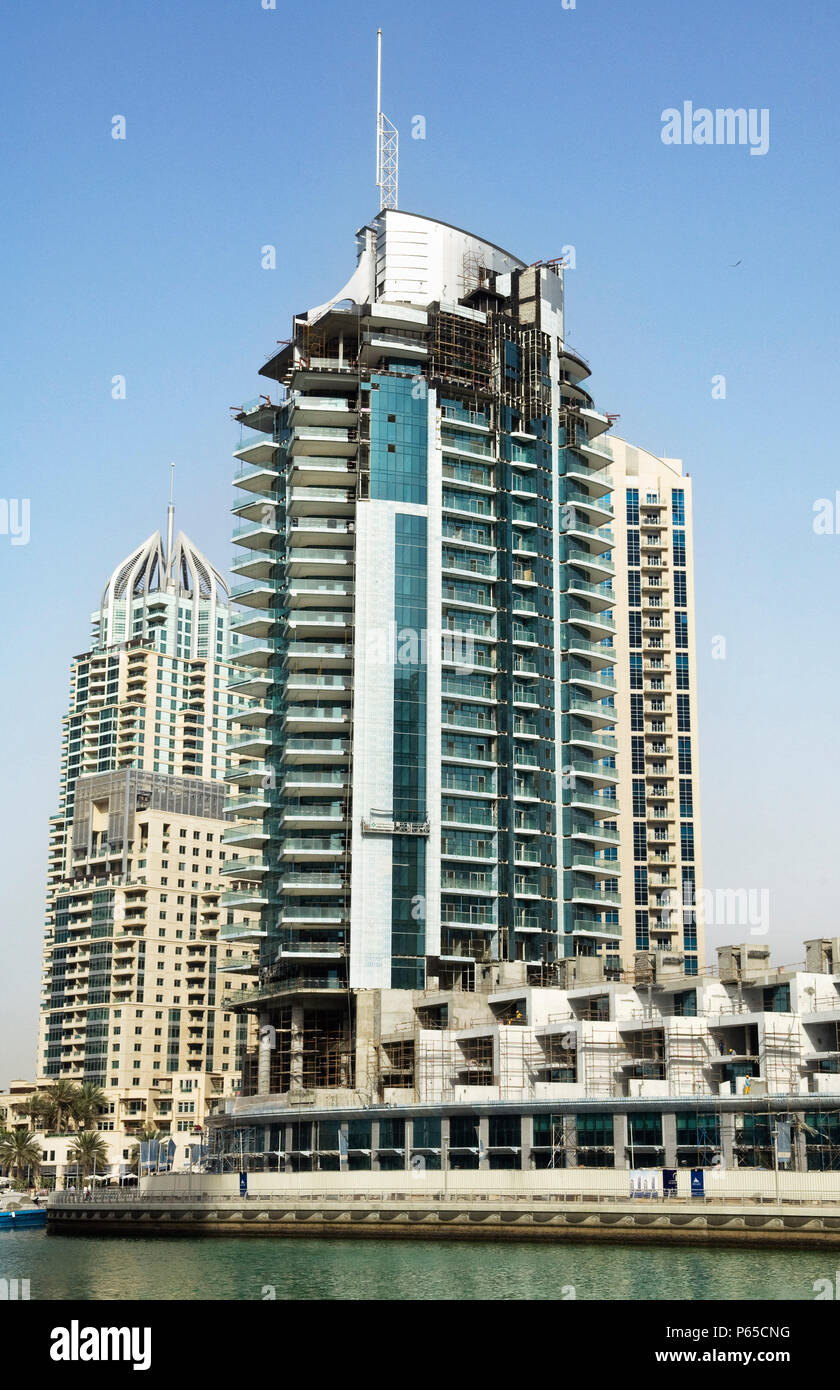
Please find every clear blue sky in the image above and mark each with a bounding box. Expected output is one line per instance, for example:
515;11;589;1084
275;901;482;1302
1;0;838;1083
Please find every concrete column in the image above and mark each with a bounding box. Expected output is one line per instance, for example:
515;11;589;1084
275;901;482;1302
563;1113;577;1168
794;1124;808;1173
613;1112;630;1169
520;1113;534;1169
720;1111;736;1169
289;1006;305;1091
662;1112;677;1167
257;1014;272;1095
478;1115;490;1169
441;1116;451;1174
371;1120;381;1171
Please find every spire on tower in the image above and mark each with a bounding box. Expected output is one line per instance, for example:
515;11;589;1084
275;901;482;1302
166;462;176;583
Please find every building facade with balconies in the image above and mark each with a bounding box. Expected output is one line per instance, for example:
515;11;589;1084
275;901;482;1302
609;440;704;975
36;516;259;1174
225;208;702;1101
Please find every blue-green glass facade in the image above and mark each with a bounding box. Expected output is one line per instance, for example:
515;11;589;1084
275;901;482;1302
391;513;428;989
369;375;427;504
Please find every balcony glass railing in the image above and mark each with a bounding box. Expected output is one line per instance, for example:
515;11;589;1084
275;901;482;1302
441;806;496;827
567;791;619;813
442;708;497;731
442;493;494;517
441;405;490;429
284;771;347;786
282;836;346;853
443;550;496;577
567;606;615;630
288;579;353;594
285;705;348;720
441;428;494;457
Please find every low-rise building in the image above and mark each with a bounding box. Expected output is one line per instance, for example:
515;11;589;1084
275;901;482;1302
207;938;840;1174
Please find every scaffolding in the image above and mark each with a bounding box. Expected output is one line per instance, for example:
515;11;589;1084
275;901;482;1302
429;309;493;393
759;1015;803;1094
580;1028;623;1098
666;1024;713;1096
240;1004;356;1099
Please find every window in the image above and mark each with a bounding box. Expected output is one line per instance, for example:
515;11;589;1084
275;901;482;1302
674;571;687;607
576;1112;614;1168
630;654;642;690
628;570;641;607
628;1113;663;1148
634;866;648;905
672;490;685;527
676;653;689;689
680;823;695;862
633;823;647;861
626;489;639;525
673;530;686;566
630;694;643;731
763;984;791;1013
631;736;645;773
489;1115;521;1149
678;737;692;775
677;694;691;731
675;612;688;649
627;531;640;566
679;779;693;817
632;780;646;816
635;910;650;950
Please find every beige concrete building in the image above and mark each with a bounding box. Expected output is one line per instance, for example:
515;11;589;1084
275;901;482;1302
609;439;703;972
35;512;259;1179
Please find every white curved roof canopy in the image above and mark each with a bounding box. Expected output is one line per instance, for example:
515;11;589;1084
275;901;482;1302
98;528;228;652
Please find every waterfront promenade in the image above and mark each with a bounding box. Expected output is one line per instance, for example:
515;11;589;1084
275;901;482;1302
47;1169;840;1248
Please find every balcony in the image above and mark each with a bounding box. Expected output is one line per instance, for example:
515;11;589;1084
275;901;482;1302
566;790;619;819
280;873;347;893
232;518;279;551
220;887;271;911
287;547;353;576
289;426;358;458
233;459;280;496
287;395;357;427
287;483;356;512
568;759;619;788
280;801;348;828
283;704;349;731
567;666;617;697
567;885;621;908
563;559;616;590
283;736;350;763
288;578;354;607
279;836;346;859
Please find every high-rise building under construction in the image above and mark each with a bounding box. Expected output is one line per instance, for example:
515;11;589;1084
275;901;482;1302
225;208;703;1097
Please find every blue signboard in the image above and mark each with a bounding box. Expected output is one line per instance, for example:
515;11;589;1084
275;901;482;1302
690;1168;705;1197
663;1168;678;1197
239;1171;248;1197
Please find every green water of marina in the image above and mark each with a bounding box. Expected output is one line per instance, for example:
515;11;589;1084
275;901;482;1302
0;1230;833;1300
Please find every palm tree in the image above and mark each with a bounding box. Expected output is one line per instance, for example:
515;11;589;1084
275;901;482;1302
72;1083;107;1130
67;1130;109;1178
0;1131;42;1186
46;1081;81;1133
19;1092;53;1131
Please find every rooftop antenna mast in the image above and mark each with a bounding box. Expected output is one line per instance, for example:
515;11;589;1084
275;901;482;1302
376;28;398;211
